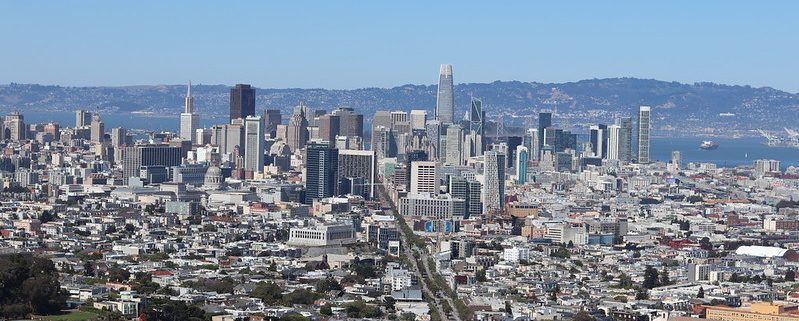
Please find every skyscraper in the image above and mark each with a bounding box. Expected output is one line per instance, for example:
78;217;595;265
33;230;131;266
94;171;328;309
304;142;338;204
515;145;528;184
286;106;309;152
180;81;200;143
483;151;506;213
244;116;265;173
338;149;377;199
435;64;454;124
263;109;282;138
4;112;25;142
606;124;621;161
469;98;486;155
110;127;127;148
90;113;104;143
410;110;427;130
318;114;341;143
637;106;651;163
444;125;463;166
589;124;607;158
410;161;439;194
538;112;552;152
615;116;633;162
523;129;539;161
75;110;92;128
331;107;364;138
230;84;256;121
122;145;183;179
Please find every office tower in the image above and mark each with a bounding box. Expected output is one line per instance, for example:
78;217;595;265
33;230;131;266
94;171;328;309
483;151;506;213
444;125;463;166
448;176;477;218
122;145;183;179
286;106;309;152
589;124;607;158
110;127;127;147
263;109;282;138
425;120;442;161
331;107;364;138
410;161;440;194
538;112;552;152
523;129;539;161
75;110;92;127
230;84;256;121
469;98;486;155
318;114;340;143
4;112;25;142
754;159;781;177
211;123;244;155
555;152;572;172
304;142;338;204
606;125;621;161
515;145;529;184
371;126;396;159
90;114;104;143
43;123;60;141
338;149;377;199
637;106;651;163
244;116;265;173
180;81;200;143
614;116;633;162
435;64;455;124
410;110;427;130
405;150;428;190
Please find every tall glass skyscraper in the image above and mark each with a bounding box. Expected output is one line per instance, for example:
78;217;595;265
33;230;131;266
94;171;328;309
515;145;528;184
230;84;256;121
538;112;552;152
304;142;338;204
435;64;454;124
637;106;651;163
614;116;633;162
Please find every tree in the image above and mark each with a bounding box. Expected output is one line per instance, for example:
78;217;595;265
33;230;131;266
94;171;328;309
635;288;649;300
697;286;705;298
251;282;283;305
643;265;659;289
384;296;396;311
107;266;130;282
320;303;333;316
475;269;487;282
617;273;634;289
40;211;55;224
573;310;595;321
316;277;342;293
504;301;513;316
0;254;66;318
83;261;95;277
729;272;740;282
141;298;207;321
786;270;796;282
283;289;319;305
659;267;671;286
400;312;417;321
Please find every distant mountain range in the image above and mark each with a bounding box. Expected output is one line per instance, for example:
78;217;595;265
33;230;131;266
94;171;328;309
1;78;797;135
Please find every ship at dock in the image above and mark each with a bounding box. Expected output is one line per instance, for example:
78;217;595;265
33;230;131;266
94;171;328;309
757;128;799;148
700;141;719;150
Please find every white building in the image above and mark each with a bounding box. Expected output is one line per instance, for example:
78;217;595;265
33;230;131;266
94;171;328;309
410;161;439;194
287;224;356;247
503;247;530;263
244;116;266;173
399;193;464;220
180;81;199;143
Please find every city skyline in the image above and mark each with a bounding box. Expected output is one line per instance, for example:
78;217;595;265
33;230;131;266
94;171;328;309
2;2;799;92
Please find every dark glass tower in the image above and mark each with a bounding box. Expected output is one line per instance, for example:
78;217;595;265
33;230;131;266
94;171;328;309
538;112;552;152
230;84;256;121
304;142;339;204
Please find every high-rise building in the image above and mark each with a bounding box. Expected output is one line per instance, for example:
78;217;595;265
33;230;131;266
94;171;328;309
410;110;427;130
122;145;183;180
515;145;529;184
606;124;621;161
211;123;244;154
180;81;200;143
244;116;265;173
469;98;486;155
615;116;633;162
435;64;455;124
75;110;92;128
338;149;377;199
318;114;340;143
371;126;396;159
304;142;338;204
410;161;440;194
287;106;309;152
444;125;463;166
263;109;282;138
483;151;505;213
523;129;539;161
331;107;363;138
589;124;608;158
110;127;127;147
90;113;104;143
230;84;256;121
405;150;428;190
4;112;25;142
538;112;552;152
637;106;651;163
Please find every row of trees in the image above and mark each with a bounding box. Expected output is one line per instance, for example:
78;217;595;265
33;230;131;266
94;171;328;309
0;254;66;318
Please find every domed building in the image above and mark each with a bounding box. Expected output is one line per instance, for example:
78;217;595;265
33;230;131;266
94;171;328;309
203;165;225;190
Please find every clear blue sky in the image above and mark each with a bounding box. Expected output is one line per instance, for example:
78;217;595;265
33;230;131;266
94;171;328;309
1;1;797;92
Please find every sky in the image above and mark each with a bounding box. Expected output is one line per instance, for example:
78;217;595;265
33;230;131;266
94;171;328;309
1;1;798;92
